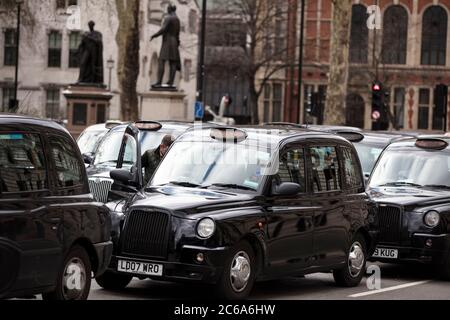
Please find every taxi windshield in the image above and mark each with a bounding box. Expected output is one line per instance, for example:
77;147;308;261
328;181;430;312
77;129;107;155
354;143;384;177
369;148;450;189
151;141;274;191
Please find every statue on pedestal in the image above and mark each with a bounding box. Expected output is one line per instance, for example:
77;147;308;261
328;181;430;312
77;21;104;86
150;4;181;90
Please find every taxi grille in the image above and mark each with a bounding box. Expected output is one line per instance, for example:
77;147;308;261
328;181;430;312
121;210;170;259
377;206;402;243
88;178;113;203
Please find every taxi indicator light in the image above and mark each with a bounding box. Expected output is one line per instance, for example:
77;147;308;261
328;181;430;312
134;121;163;131
415;139;448;150
210;128;248;143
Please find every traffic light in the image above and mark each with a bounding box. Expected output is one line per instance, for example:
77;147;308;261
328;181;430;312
371;82;389;130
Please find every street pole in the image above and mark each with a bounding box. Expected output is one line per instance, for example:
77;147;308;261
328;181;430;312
196;0;207;105
13;0;22;112
297;0;305;124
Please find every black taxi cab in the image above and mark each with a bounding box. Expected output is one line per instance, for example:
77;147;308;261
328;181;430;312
367;136;450;279
0;115;112;300
96;125;375;299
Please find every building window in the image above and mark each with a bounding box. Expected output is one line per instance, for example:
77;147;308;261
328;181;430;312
46;89;60;119
418;88;430;130
393;88;405;129
48;31;62;68
73;103;87;126
4;29;17;66
263;84;271;123
382;6;408;65
1;88;15;112
421;6;447;66
56;0;78;10
349;5;368;63
69;32;81;68
272;83;283;122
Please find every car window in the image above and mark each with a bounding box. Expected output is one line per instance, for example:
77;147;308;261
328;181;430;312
310;146;341;192
49;136;83;188
0;133;48;193
275;148;306;192
341;146;363;189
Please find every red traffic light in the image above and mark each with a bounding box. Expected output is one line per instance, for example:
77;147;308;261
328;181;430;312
373;84;381;91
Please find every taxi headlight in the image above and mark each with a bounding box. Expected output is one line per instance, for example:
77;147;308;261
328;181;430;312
197;218;216;239
424;211;440;228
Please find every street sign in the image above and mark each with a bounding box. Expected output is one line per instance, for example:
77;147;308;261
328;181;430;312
195;101;204;119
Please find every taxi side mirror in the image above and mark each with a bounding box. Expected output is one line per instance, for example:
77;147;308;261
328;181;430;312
110;169;133;185
272;182;302;197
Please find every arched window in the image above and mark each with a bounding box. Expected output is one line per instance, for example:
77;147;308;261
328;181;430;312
421;6;448;66
349;5;368;63
382;6;408;64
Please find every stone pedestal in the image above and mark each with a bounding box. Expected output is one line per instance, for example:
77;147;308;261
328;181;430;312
140;90;189;121
63;85;114;138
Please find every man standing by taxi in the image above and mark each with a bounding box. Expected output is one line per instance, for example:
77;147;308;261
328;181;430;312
142;135;175;184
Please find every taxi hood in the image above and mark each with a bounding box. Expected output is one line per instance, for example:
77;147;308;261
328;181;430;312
127;186;258;218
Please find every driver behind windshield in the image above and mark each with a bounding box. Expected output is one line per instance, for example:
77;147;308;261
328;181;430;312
142;135;175;184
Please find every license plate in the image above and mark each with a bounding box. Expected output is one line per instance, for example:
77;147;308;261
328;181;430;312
118;260;163;276
372;247;399;259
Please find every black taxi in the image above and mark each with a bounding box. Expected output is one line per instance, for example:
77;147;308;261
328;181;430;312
96;126;375;299
0;115;112;300
367;136;450;278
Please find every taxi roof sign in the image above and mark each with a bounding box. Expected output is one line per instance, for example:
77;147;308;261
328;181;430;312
134;121;163;131
210;127;248;143
415;138;448;150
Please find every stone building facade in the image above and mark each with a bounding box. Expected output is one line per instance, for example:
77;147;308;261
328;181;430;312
0;0;199;123
280;0;450;131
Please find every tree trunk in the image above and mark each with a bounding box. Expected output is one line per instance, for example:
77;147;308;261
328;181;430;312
324;0;352;125
115;0;140;121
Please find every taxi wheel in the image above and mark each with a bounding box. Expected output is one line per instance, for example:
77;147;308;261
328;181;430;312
96;271;133;290
43;245;91;300
216;241;256;300
333;234;367;287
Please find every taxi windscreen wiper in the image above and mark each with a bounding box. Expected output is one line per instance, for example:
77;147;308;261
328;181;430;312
203;183;256;191
379;182;423;187
421;184;450;190
169;181;201;188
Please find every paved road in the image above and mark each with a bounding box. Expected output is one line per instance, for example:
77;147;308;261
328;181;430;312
83;262;449;300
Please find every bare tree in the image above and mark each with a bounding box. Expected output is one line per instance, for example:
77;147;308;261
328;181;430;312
209;0;295;124
115;0;140;121
324;0;352;125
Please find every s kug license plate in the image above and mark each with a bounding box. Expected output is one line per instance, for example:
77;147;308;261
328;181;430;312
118;260;163;276
372;247;399;259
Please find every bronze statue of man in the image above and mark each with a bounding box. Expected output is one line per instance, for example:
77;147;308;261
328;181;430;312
77;21;104;85
150;4;181;88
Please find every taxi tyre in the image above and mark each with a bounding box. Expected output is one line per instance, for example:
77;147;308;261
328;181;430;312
215;241;256;300
96;270;133;290
333;234;367;287
42;245;92;300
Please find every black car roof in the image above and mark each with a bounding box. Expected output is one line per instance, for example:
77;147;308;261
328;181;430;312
0;114;70;135
178;125;352;148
